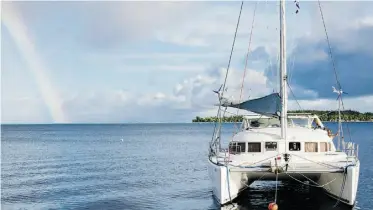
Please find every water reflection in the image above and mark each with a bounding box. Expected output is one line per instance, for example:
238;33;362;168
216;181;356;210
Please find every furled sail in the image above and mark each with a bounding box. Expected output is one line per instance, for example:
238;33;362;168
221;93;281;117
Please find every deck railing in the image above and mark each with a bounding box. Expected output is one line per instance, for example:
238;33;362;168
342;142;359;157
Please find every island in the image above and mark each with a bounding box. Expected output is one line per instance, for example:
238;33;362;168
192;110;373;122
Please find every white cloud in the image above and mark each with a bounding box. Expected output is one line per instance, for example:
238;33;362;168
165;66;274;114
357;16;373;27
155;1;283;50
288;95;373;113
101;52;226;60
79;1;208;48
66;1;373;74
195;94;373;119
1;65;273;123
3;79;372;124
119;65;207;73
154;1;373;56
2;1;373;124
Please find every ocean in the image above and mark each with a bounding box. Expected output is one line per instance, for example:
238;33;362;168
1;122;372;210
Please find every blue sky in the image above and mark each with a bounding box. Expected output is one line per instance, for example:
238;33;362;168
1;1;373;123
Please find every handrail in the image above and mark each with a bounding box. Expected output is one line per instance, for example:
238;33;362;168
342;142;359;157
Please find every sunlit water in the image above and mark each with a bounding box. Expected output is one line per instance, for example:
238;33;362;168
1;122;372;210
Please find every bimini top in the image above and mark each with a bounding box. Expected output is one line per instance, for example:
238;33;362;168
221;93;281;117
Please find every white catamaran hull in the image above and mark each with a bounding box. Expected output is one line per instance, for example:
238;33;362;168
209;159;360;206
208;160;243;205
318;161;360;206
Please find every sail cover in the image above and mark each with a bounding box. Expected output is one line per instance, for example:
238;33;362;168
222;93;281;117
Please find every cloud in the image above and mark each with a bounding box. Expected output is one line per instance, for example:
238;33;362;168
3;62;372;123
61;90;192;123
59;84;373;124
119;65;207;73
170;66;274;113
287;95;373;113
154;1;373;55
79;1;206;49
2;1;206;50
155;1;282;50
283;25;373;100
49;66;273;123
2;1;373;124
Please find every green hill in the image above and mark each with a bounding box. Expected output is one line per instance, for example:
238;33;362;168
192;110;373;122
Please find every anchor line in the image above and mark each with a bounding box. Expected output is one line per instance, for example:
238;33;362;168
241;172;271;188
229;154;279;168
285;172;337;188
225;165;234;207
274;158;279;203
291;154;342;170
333;165;349;208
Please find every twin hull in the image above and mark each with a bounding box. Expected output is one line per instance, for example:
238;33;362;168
208;159;360;206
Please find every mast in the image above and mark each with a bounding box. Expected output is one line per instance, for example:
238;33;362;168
280;0;288;141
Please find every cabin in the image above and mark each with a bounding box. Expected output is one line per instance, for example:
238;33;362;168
228;113;337;155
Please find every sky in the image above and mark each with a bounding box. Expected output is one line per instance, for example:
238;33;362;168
1;1;373;123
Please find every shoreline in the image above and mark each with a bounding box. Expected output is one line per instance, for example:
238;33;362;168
192;110;373;123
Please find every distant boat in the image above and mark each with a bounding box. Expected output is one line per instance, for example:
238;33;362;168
207;0;360;207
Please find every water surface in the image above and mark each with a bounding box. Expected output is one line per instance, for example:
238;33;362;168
1;122;372;209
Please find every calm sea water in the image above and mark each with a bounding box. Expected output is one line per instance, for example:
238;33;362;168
1;122;372;210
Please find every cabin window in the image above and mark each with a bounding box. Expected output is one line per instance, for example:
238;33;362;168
305;142;318;152
229;142;246;154
292;119;309;127
289;142;301;151
320;142;328;152
250;121;261;127
247;143;261;152
265;142;277;151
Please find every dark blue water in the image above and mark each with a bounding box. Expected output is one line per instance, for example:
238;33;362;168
1;122;372;210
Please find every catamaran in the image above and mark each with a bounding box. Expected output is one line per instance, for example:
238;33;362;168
207;0;360;207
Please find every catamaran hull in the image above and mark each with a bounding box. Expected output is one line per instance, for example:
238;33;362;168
318;161;360;206
208;160;245;205
208;159;360;206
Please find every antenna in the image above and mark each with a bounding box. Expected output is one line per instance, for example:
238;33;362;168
332;86;347;151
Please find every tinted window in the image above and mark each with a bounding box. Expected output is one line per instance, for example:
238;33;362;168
248;143;261;152
289;142;301;151
265;142;277;151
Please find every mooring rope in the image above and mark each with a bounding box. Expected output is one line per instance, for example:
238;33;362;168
291;154;342;170
274;162;279;203
285;172;337;188
333;165;349;207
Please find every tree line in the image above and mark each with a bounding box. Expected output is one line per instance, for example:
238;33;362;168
192;110;373;122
